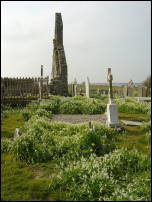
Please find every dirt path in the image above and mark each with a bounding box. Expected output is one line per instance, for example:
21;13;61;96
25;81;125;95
51;114;107;124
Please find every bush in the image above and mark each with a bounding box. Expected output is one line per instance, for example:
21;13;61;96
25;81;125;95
51;149;151;201
1;139;12;153
39;96;60;113
81;99;106;114
10;118;118;163
22;111;32;121
34;109;52;119
115;98;151;114
59;98;83;114
140;121;151;133
27;101;39;112
59;97;106;114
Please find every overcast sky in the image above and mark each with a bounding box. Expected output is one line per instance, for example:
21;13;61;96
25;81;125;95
1;1;151;83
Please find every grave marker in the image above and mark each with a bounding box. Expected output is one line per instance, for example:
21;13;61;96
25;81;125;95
85;77;90;98
106;68;120;128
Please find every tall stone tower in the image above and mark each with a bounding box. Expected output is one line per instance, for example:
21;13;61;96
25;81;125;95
50;13;68;96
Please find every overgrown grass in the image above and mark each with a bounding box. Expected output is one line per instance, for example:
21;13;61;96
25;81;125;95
8;118;117;163
115;98;151;114
1;153;59;201
1;98;151;201
26;96;106;115
50;149;151;201
1;111;24;138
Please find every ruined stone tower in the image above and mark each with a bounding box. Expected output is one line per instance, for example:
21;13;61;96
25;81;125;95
50;13;68;96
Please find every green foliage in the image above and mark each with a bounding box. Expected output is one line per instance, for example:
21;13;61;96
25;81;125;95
9;118;117;163
138;132;151;145
28;179;51;200
1;139;12;153
1;104;12;111
39;96;60;113
34;109;53;119
59;96;106;114
51;149;151;201
115;98;151;114
1;96;151;201
59;98;83;114
80;125;116;156
1;153;53;201
22;111;31;121
1;111;24;138
140;121;151;133
27;100;39;112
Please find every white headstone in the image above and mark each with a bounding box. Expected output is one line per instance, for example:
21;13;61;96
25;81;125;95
85;77;90;98
14;128;20;139
106;68;120;128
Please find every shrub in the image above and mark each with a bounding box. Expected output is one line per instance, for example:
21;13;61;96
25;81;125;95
59;98;83;114
115;98;151;114
34;109;52;119
1;139;12;153
27;101;39;112
81;99;106;114
39;97;60;113
10;119;118;163
140;121;151;133
59;97;106;114
22;111;32;121
51;149;151;201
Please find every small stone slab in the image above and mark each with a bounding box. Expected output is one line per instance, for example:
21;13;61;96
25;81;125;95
135;97;151;102
121;120;142;126
51;114;106;124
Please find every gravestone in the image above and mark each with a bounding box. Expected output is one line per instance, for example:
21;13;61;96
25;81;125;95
106;68;120;128
85;77;90;98
14;128;21;139
74;78;77;96
123;85;128;97
128;87;133;97
39;65;43;100
97;88;100;94
71;83;75;97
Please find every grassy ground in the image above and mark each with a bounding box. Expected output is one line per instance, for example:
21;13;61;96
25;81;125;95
1;111;61;201
1;111;24;139
118;113;151;156
1;109;151;201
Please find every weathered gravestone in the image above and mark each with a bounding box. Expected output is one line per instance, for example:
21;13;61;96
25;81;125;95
71;78;77;97
39;65;43;100
85;77;90;98
14;128;21;139
106;68;120;128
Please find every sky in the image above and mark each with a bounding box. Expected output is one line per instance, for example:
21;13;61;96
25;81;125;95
1;1;151;83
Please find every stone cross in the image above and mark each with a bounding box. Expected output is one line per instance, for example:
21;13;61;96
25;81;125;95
107;68;113;104
85;77;90;98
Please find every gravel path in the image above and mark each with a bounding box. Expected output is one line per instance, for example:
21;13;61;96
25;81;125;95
51;114;107;124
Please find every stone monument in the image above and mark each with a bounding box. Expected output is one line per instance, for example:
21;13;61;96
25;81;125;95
106;68;120;128
74;78;77;96
50;13;68;96
39;65;43;100
85;77;90;98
